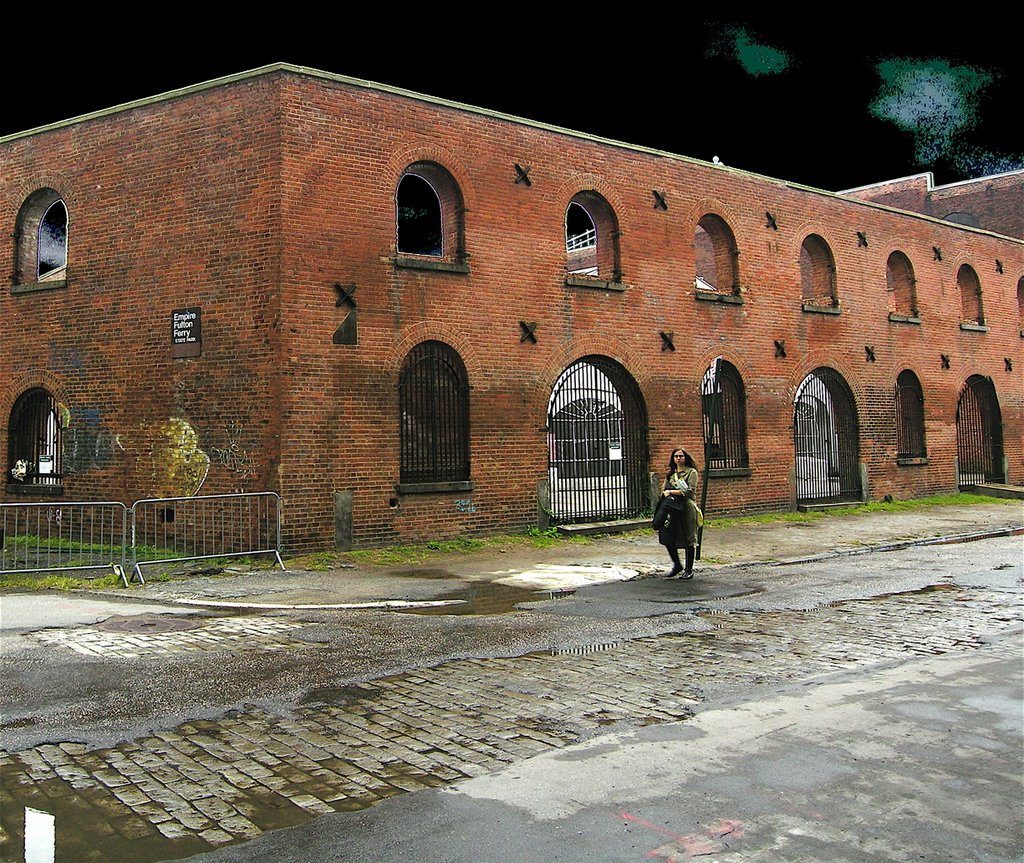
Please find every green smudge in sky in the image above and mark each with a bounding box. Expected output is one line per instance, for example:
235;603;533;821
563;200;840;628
734;29;791;76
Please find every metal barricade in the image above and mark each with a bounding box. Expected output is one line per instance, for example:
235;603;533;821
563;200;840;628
130;492;284;583
0;501;129;580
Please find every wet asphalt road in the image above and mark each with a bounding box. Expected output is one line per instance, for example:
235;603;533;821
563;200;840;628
1;510;1021;862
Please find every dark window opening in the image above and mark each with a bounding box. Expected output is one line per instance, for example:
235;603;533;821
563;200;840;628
702;359;749;470
399;341;470;484
7;388;63;486
397;174;443;256
895;370;926;459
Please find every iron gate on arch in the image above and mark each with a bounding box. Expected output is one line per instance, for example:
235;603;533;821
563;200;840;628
793;367;862;504
956;375;1004;486
546;356;649;524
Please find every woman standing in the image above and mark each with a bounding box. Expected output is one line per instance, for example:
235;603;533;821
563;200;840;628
659;447;700;579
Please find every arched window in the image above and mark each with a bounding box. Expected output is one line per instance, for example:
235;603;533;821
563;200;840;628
396;162;465;262
957;375;1004;486
15;189;68;285
943;211;981;229
957;264;984;325
546;356;648;523
793;368;861;503
565;191;620;282
7;388;63;487
397;174;442;256
894;370;926;460
399;341;470;485
701;359;749;470
886;251;918;317
800;234;837;308
694;214;739;295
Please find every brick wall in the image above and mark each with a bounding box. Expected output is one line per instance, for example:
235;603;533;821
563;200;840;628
2;67;1021;552
844;171;1023;239
1;74;284;507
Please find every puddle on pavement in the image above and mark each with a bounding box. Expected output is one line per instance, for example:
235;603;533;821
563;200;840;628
392;581;577;615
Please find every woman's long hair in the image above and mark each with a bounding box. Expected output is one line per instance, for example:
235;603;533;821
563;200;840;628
666;447;697;476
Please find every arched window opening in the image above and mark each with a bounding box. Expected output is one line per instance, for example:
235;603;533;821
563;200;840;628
7;388;63;487
886;251;917;317
15;189;67;285
957;265;984;325
546;356;648;523
956;375;1004;486
565;202;597;275
565;192;620;281
395;162;465;263
396;174;443;256
793;367;861;503
894;370;926;460
38;200;68;279
701;359;748;470
943;211;981;229
800;234;837;307
695;214;739;294
399;341;470;485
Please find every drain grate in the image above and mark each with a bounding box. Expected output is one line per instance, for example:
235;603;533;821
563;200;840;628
94;614;204;634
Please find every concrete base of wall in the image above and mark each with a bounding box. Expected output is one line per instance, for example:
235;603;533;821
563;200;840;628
557;518;651;537
334;490;353;551
962;483;1024;500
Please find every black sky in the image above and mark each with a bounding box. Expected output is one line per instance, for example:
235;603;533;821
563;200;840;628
5;18;1019;192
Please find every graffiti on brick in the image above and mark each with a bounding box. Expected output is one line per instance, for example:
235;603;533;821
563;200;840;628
64;408;119;473
133;418;210;497
454;498;477;513
211;424;258;481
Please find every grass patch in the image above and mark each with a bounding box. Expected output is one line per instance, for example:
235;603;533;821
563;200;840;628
707;492;1015;528
0;572;123;591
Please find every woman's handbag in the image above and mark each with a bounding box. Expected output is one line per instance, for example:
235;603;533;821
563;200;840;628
652;497;669;529
652;494;685;529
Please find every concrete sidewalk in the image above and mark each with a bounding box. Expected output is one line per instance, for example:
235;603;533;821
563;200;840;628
83;501;1023;611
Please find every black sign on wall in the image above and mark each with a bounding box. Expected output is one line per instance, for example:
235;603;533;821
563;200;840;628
171;307;202;358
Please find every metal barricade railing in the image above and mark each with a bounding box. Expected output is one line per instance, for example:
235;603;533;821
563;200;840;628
0;501;129;579
130;492;284;583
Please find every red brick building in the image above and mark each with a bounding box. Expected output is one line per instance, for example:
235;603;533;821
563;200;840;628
2;64;1021;551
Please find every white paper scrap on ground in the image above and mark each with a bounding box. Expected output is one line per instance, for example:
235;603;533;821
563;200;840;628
497;564;636;590
25;807;55;863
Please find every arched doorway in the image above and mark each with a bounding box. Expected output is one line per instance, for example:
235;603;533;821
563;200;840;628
956;375;1004;486
547;357;648;523
793;368;861;504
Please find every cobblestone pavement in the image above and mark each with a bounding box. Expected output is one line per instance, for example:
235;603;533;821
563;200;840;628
28;617;307;659
1;585;1020;863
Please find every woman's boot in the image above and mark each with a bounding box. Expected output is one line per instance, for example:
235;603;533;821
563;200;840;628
666;547;683;578
682;546;695;579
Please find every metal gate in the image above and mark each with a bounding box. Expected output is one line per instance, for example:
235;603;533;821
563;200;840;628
793;367;862;504
547;356;649;523
956;375;1004;486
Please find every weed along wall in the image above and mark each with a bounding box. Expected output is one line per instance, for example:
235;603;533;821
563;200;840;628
2;64;1021;552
